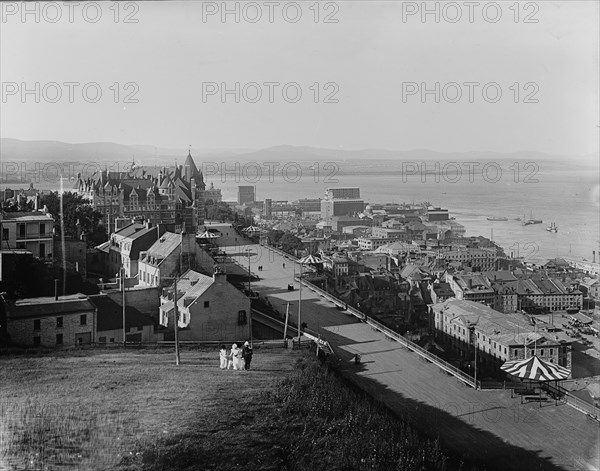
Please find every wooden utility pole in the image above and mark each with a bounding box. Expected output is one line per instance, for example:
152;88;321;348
122;266;126;349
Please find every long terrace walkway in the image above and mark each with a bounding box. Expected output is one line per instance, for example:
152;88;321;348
210;222;599;471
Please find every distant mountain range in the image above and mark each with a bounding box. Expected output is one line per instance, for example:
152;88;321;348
1;138;598;169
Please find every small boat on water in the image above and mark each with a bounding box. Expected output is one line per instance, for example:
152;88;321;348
487;216;508;221
522;211;543;226
546;222;558;233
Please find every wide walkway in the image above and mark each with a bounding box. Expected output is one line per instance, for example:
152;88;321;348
210;223;599;471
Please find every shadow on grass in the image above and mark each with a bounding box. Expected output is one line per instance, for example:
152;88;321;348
322;327;580;471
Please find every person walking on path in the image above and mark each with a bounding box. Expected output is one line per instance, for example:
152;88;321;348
242;341;253;370
219;345;228;369
283;262;286;269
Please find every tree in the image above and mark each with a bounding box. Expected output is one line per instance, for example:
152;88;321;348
205;201;235;222
279;233;304;254
40;192;104;247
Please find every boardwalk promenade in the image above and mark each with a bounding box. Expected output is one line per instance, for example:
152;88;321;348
210;223;599;471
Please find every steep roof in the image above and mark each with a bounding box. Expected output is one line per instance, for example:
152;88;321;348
141;232;181;262
183;151;202;181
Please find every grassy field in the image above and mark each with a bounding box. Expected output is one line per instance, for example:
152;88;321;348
0;346;465;471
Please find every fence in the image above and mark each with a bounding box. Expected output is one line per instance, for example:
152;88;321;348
298;277;480;389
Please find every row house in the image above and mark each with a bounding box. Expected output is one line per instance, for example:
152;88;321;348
105;222;163;278
508;278;583;313
445;273;495;306
3;294;97;347
0;210;54;259
159;269;250;342
321;254;349;277
138;232;201;287
438;248;498;271
430;298;572;372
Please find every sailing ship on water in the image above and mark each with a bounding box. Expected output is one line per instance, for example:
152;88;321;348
523;210;543;226
486;216;508;221
546;222;558;233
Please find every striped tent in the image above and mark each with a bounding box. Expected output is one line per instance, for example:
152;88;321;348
501;355;570;382
196;230;221;239
242;225;263;233
297;254;323;265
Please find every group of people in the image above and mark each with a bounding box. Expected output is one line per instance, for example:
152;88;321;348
220;341;253;370
257;265;264;271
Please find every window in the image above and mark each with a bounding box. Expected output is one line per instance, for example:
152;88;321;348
550;349;553;355
238;310;247;325
40;223;46;235
18;224;25;237
33;336;41;345
16;242;26;249
204;301;210;308
80;314;87;325
110;338;115;343
99;336;107;344
56;334;63;345
56;317;63;328
540;349;544;356
33;319;41;331
1;228;8;240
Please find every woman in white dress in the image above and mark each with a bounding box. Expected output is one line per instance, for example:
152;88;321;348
219;345;228;369
230;344;242;370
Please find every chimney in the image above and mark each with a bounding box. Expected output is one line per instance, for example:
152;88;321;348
593;251;596;263
467;277;472;289
213;266;227;284
54;279;59;301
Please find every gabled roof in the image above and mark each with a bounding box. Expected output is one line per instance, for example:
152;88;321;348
141;232;181;262
162;269;215;310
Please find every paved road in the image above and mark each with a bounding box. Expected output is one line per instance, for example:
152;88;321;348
209;223;599;471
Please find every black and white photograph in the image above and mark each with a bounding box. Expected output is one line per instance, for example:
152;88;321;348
1;1;599;470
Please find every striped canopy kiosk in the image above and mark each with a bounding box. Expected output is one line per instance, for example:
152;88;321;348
501;355;570;406
242;225;263;234
196;230;221;239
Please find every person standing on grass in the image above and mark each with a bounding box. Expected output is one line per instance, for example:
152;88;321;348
219;345;228;369
242;341;253;370
228;344;238;370
231;343;243;370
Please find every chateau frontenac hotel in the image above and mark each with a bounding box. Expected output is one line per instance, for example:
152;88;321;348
72;151;205;233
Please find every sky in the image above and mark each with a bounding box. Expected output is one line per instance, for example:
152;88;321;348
1;0;599;155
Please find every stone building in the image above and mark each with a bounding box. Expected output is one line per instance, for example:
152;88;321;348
159;269;250;342
3;294;96;347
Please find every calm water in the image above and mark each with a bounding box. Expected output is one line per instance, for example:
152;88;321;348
23;158;599;265
212;160;600;264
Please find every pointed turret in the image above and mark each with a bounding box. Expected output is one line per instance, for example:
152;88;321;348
183;150;202;183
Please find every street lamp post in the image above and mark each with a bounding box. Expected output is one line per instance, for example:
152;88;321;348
298;263;303;346
173;277;180;366
121;266;126;349
245;248;252;294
